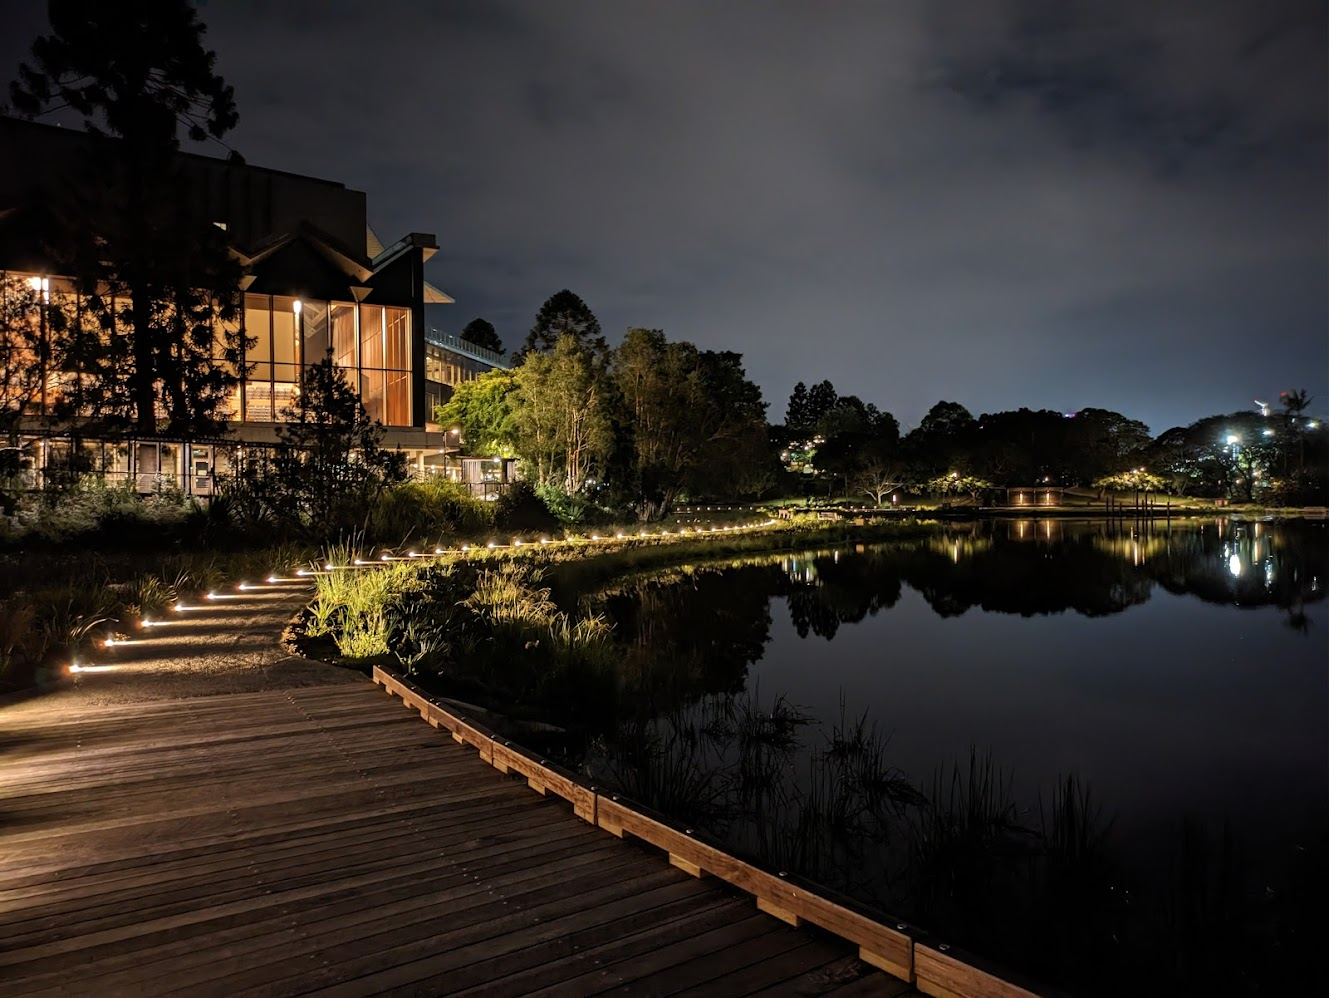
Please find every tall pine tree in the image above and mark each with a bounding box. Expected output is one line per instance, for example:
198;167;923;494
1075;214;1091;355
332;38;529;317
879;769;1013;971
11;0;242;436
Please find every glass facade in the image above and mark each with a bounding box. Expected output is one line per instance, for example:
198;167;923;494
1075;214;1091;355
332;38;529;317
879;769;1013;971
3;272;416;432
239;294;412;427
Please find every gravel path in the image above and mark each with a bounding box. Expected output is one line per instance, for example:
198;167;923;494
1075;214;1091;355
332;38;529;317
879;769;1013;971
3;579;364;717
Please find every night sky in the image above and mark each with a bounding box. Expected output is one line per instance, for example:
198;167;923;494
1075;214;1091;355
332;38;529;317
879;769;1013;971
4;1;1326;433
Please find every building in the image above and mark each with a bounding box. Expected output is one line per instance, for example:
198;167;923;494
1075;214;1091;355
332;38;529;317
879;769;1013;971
0;116;507;494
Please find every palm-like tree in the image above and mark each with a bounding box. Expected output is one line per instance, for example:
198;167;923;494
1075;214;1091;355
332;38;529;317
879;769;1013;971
1280;389;1315;473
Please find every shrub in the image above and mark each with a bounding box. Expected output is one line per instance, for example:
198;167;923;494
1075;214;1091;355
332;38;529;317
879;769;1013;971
534;482;596;525
494;481;560;535
367;477;493;543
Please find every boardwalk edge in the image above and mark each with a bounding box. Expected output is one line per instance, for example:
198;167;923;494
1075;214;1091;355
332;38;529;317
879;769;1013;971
373;665;1047;997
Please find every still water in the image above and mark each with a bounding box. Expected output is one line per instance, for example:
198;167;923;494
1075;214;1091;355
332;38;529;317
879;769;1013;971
593;517;1326;862
567;518;1325;990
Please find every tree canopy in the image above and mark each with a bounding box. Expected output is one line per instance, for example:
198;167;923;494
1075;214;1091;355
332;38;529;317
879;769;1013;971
11;0;242;436
460;317;504;356
518;290;605;360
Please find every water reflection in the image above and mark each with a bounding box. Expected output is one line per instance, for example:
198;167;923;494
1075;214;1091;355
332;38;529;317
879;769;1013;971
761;519;1325;628
578;519;1326;994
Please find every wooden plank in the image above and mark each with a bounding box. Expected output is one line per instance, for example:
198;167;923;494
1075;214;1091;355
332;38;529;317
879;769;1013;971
522;913;779;997
43;838;636;995
914;943;1041;998
294;876;718;997
447;896;755;996
204;866;689;996
595;794;914;983
743;954;900;997
489;737;596;823
0;794;560;935
6;831;621;992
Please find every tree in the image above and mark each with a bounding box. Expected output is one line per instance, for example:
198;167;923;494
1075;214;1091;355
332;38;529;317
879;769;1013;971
785;382;811;435
12;0;241;435
266;353;406;530
0;275;55;445
460;317;504;356
905;401;976;480
853;458;907;507
1280;389;1315;473
513;334;614;492
917;400;975;439
1093;470;1167;494
1065;408;1151;484
612;328;767;520
518;290;605;360
435;368;519;456
805;380;840;430
925;472;993;504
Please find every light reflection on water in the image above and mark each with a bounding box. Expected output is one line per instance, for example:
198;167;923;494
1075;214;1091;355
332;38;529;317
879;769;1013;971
600;518;1326;839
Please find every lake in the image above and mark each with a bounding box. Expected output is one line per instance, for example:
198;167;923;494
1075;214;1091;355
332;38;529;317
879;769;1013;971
577;517;1327;992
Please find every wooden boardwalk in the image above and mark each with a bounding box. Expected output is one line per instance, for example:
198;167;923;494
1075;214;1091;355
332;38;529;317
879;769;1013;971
1;681;914;996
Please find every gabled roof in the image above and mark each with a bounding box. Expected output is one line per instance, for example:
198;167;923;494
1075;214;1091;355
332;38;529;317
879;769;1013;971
235;222;374;284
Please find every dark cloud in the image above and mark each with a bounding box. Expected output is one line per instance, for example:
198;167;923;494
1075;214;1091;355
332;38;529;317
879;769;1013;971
4;0;1324;431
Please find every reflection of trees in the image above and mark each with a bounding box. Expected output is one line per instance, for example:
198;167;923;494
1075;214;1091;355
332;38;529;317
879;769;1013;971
895;535;1155;618
784;551;904;639
1142;521;1326;614
601;565;774;714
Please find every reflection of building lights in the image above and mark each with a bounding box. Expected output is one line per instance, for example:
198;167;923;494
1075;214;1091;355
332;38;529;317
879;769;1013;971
1229;553;1242;577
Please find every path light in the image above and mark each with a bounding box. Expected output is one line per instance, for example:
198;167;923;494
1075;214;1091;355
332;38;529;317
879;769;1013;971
267;576;279;584
238;582;249;591
616;532;625;539
296;569;309;576
434;547;444;555
487;542;496;549
590;534;600;541
206;593;217;600
380;553;391;561
540;537;550;544
462;545;470;552
513;539;523;546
